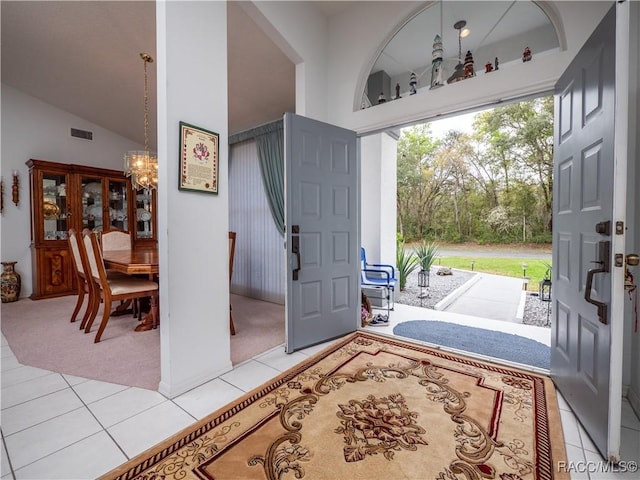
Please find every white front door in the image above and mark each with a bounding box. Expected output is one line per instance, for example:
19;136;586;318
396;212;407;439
551;3;629;460
284;113;360;353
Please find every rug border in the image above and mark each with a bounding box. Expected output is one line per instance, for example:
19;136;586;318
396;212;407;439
100;331;568;480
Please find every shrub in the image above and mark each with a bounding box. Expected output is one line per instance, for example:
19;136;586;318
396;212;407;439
414;241;439;271
396;240;418;291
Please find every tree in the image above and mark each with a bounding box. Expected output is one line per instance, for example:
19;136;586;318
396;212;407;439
475;97;554;233
396;124;445;240
396;96;554;244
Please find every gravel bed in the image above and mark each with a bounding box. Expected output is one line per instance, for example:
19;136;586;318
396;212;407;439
395;267;552;328
522;293;552;328
395;267;476;309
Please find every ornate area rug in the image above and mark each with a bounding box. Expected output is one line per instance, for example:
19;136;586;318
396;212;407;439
101;331;568;480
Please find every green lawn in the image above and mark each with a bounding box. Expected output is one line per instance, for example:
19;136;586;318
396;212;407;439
434;256;552;291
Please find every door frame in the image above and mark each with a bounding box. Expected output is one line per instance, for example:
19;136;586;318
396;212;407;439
607;0;631;460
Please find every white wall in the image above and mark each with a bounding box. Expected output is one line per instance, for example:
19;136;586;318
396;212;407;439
156;1;231;398
246;1;329;122
360;132;397;264
0;84;143;297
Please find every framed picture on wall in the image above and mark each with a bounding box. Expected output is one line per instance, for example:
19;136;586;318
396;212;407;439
179;121;219;194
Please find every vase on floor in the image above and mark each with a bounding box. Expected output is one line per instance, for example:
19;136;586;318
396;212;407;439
1;261;21;302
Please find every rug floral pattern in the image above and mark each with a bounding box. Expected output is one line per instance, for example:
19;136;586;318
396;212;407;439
101;332;568;480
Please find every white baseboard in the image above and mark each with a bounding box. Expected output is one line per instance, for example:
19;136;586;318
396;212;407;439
158;362;233;398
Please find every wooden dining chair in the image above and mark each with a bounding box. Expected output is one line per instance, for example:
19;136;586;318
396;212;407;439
82;230;159;343
67;228;94;327
229;231;236;335
100;230;132;252
100;230;142;317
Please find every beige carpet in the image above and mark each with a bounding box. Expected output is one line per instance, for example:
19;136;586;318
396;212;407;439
1;294;283;390
101;331;568;480
230;294;284;365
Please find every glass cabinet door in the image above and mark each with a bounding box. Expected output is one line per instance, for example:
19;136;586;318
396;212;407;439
108;179;129;231
135;188;154;239
81;176;104;232
42;174;69;241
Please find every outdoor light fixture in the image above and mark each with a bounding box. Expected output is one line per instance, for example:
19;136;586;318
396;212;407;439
12;170;19;206
417;268;429;307
124;53;158;190
539;279;552;302
521;263;530;291
447;20;467;84
418;269;430;288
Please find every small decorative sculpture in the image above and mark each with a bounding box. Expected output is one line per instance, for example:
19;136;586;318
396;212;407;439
463;50;475;78
377;92;386;104
430;34;444;89
394;83;401;100
485;62;493;73
409;72;417;95
523;47;532;62
494;57;499;70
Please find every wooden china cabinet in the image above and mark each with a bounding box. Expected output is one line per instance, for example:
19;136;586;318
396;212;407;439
27;159;157;299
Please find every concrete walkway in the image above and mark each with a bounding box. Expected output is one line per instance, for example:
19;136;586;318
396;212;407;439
442;272;525;322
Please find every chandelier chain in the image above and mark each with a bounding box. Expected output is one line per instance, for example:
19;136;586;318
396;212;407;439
143;54;150;153
124;52;157;190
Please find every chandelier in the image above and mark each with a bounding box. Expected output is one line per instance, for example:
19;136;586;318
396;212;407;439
124;53;158;190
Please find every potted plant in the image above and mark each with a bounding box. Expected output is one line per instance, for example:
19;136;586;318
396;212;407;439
414;241;439;288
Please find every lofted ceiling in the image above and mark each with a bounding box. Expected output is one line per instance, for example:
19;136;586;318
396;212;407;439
1;1;301;149
1;1;557;149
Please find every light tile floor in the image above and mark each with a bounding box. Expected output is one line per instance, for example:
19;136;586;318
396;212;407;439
1;305;639;479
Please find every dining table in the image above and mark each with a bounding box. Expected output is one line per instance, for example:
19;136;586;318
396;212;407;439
102;247;159;276
103;247;159;331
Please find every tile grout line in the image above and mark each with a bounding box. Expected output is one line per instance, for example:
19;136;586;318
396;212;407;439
1;429;17;480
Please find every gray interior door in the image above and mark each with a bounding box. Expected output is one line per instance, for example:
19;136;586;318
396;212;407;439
284;113;359;353
551;5;620;458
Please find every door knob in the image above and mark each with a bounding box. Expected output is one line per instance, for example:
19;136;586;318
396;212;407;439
627;254;639;267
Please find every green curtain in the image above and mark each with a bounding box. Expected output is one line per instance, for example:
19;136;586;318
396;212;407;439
229;120;285;235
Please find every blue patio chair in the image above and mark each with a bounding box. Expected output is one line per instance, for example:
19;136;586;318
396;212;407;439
360;247;397;317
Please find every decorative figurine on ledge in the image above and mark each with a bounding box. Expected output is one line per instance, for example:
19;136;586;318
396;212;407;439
409;72;418;95
430;34;445;89
494;57;499;70
377;92;386;104
394;83;401;100
463;50;475;78
523;47;532;62
485;62;494;73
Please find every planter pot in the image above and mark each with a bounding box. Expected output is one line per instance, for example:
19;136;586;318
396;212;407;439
1;261;21;302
